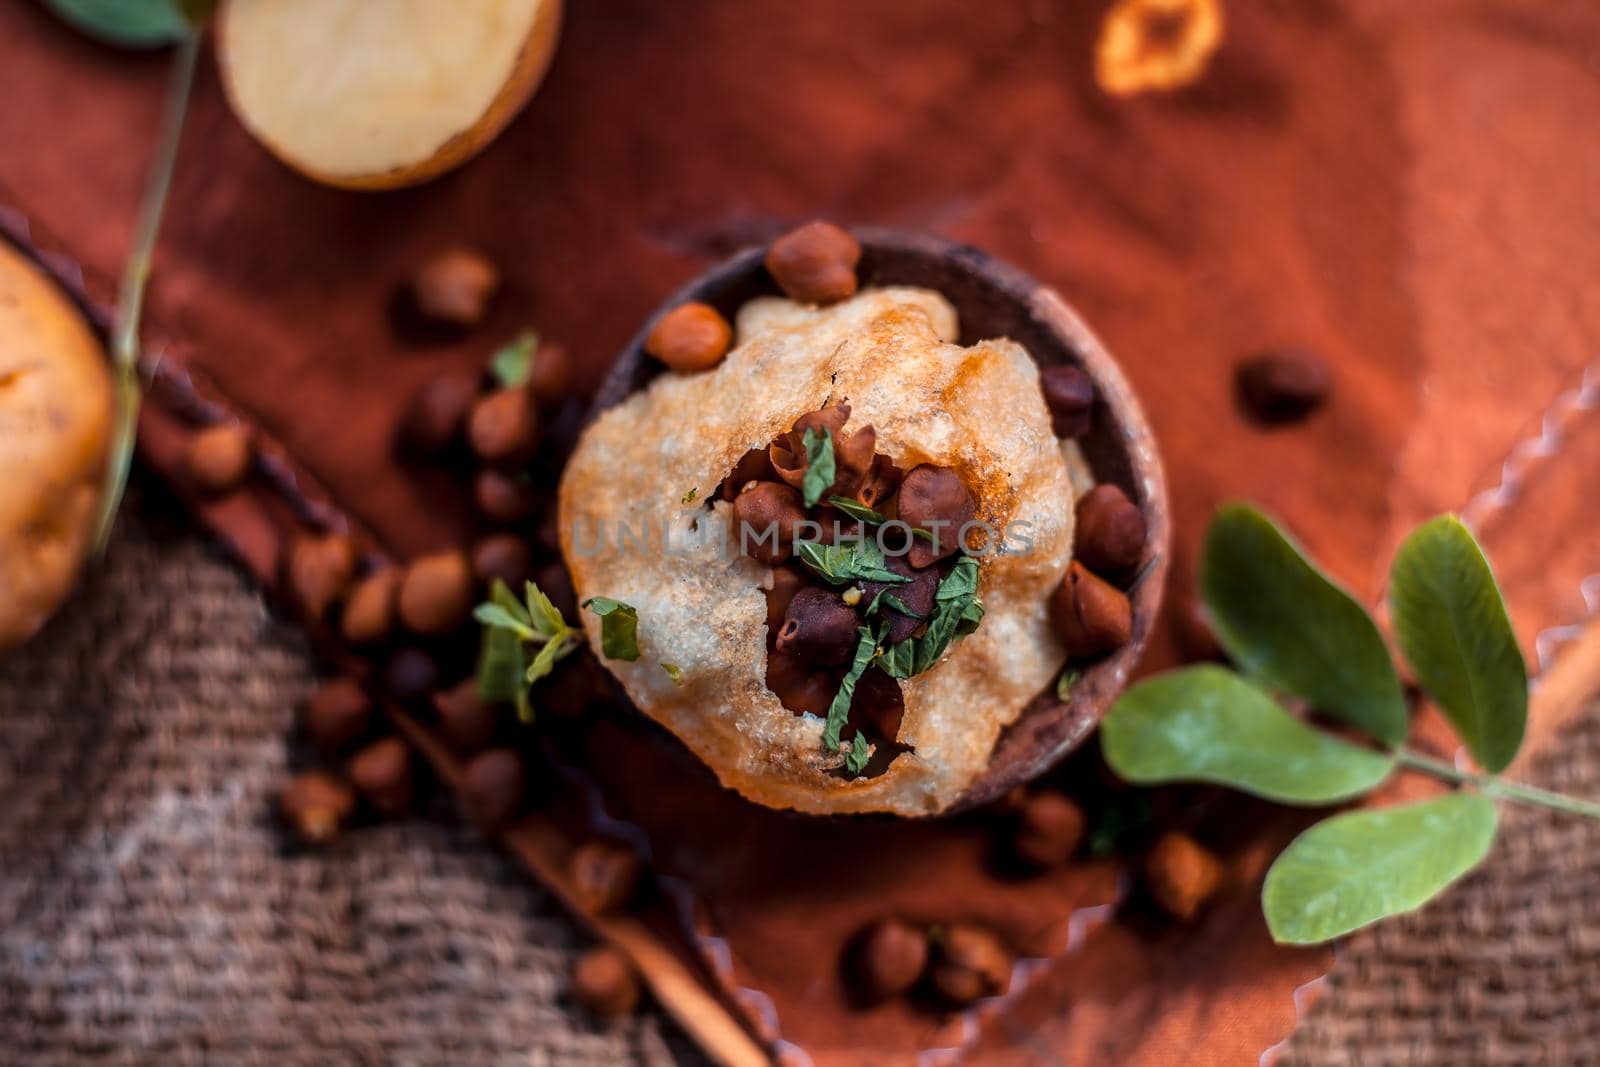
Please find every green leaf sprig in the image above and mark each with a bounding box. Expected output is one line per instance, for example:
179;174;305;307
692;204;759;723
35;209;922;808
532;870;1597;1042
489;330;540;390
1102;506;1600;945
473;579;582;722
90;7;210;551
45;0;195;47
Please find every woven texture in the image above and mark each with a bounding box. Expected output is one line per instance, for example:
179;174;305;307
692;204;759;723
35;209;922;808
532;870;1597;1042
0;490;691;1067
1280;716;1600;1067
1;490;1597;1066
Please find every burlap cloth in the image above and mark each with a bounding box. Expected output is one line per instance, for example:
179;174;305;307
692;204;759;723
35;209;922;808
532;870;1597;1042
2;489;1597;1065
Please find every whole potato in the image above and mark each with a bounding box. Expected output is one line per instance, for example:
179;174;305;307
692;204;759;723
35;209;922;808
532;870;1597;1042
0;240;113;650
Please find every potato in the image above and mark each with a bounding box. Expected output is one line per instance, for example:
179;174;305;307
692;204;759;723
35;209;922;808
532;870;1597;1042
0;240;113;650
217;0;562;190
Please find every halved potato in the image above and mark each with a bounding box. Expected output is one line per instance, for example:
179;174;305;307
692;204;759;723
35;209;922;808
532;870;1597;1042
217;0;562;190
0;240;113;650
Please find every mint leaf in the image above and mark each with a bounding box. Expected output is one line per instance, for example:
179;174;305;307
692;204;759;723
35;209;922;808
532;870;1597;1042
1055;667;1080;701
1389;516;1527;773
45;0;190;46
800;428;836;508
1101;666;1395;804
880;556;984;678
844;738;873;776
1262;793;1497;944
1201;504;1408;745
827;496;887;524
584;597;640;661
795;539;908;586
681;487;698;505
823;626;879;752
661;662;684;685
490;331;539;389
878;593;921;620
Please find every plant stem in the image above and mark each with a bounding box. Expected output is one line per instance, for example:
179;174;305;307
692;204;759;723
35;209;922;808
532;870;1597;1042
92;28;202;552
1397;749;1600;820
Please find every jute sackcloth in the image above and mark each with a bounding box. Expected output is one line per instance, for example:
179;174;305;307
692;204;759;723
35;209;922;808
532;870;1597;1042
1;489;1597;1065
0;490;697;1067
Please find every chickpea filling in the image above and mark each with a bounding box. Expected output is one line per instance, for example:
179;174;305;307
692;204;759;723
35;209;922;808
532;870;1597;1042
714;403;986;778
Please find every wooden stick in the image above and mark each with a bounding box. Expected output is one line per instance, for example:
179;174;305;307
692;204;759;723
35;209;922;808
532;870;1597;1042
390;710;773;1067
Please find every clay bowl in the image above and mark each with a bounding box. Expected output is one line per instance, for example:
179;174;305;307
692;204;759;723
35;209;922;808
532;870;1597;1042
592;227;1169;812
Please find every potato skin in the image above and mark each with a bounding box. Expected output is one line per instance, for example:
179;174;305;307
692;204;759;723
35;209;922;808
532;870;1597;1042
0;240;112;649
215;0;564;191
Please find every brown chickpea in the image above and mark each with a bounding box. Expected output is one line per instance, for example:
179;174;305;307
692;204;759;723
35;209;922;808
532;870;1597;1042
346;736;413;818
897;465;977;567
468;386;539;464
471;534;532;591
1074;485;1147;573
285;533;358;623
279;771;356;846
732;481;806;563
571;947;640;1018
929;924;1012;1005
1013;791;1086;869
397;550;475;635
765;645;839;716
432;679;498;755
461;748;526;830
765;221;861;305
186;423;253;494
849;918;928;1003
1050;561;1133;658
302;677;373;754
860;553;938;645
410;247;499;328
1145;831;1225;921
776;587;859;666
645;302;732;374
474;469;538;524
341;567;401;645
399;373;478;454
1039;365;1095;438
764;565;808;633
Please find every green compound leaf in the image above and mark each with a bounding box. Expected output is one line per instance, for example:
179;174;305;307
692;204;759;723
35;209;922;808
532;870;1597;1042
1101;665;1395;805
1389;516;1527;773
1201;504;1408;745
44;0;190;47
1263;793;1498;944
476;624;529;709
490;331;539;390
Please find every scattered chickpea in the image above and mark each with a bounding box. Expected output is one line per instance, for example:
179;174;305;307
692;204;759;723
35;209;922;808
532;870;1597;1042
644;302;732;374
186;423;253;494
410;247;499;328
765;221;861;305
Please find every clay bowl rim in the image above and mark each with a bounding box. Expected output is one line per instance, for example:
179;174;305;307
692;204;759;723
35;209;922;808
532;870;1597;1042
590;226;1170;814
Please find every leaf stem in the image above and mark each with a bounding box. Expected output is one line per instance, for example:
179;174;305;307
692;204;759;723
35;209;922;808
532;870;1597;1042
92;28;202;552
1396;749;1600;820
